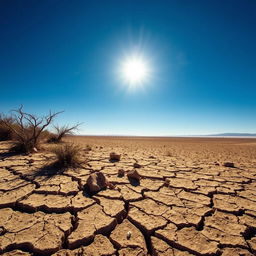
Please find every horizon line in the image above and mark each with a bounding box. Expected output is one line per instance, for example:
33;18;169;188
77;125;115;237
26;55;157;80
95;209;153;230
72;134;256;138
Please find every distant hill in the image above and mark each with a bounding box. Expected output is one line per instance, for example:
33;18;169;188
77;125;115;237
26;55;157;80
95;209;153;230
208;133;256;137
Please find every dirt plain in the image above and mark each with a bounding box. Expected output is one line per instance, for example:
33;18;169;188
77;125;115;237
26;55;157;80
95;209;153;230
0;136;256;256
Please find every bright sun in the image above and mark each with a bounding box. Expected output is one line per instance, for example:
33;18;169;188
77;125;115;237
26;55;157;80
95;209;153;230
121;56;149;85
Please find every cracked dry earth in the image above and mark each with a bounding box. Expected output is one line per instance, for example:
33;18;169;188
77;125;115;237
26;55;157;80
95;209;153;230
0;137;256;256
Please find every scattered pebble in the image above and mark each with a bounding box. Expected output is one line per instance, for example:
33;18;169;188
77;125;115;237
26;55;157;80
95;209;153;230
109;152;121;162
118;169;125;177
223;162;235;168
133;162;141;168
127;169;141;181
127;231;131;239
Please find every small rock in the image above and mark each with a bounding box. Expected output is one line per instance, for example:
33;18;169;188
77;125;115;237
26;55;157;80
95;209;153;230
109;152;121;162
86;172;108;193
118;169;125;177
164;179;170;186
107;182;116;189
133;162;141;168
28;159;34;164
127;170;141;181
127;231;131;239
0;226;5;235
223;162;235;168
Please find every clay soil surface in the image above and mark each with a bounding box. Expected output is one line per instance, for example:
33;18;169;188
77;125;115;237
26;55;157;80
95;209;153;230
0;136;256;256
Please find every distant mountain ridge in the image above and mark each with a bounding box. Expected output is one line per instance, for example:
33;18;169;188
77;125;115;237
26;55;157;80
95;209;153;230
208;133;256;137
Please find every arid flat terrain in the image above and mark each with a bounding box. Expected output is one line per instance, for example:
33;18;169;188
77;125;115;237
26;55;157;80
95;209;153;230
0;136;256;256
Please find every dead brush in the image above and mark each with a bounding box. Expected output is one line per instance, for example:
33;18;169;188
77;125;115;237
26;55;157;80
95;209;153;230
1;106;62;153
0;117;14;141
47;124;81;143
52;143;82;169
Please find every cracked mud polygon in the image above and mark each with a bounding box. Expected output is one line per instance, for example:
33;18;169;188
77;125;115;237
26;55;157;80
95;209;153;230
0;136;256;256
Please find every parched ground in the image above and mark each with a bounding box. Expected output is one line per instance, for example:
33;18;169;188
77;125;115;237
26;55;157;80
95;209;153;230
0;136;256;256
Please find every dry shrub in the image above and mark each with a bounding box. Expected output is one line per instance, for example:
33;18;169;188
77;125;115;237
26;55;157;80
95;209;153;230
0;117;14;141
52;143;82;168
11;127;53;153
11;138;36;153
47;124;81;143
40;129;54;141
0;126;12;141
1;106;62;153
0;117;21;141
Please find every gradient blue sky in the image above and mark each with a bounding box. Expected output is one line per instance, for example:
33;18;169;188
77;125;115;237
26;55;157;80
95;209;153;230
0;0;256;136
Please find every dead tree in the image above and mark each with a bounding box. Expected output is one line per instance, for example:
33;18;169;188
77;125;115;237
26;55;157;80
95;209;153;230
1;105;63;153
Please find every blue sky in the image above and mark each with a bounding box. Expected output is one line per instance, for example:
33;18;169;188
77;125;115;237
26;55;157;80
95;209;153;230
0;0;256;136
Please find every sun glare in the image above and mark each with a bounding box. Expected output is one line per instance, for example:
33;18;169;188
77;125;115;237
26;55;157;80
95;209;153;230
121;55;149;86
